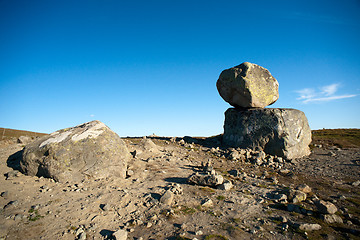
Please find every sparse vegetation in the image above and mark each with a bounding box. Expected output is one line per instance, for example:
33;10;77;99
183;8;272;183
179;206;196;215
216;195;225;201
1;128;360;239
204;234;228;240
28;209;43;221
312;128;360;148
0;127;47;141
200;187;216;193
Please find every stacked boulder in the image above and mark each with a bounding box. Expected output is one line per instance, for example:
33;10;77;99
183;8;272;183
216;62;311;159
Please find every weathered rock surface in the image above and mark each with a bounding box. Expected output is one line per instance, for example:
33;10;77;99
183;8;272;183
112;229;128;240
217;180;233;191
131;137;162;159
160;190;174;206
188;172;224;187
216;62;279;108
17;136;33;144
315;200;338;214
321;214;343;224
288;189;307;204
294;223;322;231
223;108;311;159
20;120;130;182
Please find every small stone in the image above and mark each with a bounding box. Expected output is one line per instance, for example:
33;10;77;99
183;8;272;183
195;230;203;235
321;214;343;224
271;177;278;184
150;215;158;221
296;184;312;193
217;180;233;191
146;222;152;228
315;200;338;214
101;204;111;211
5;170;19;179
254;158;263;166
228;150;241;161
279;216;287;223
17;136;32;144
75;227;84;236
279;169;290;175
14;214;25;221
0;191;9;198
338;195;346;200
31;204;40;210
352;180;360;187
77;232;86;240
188;172;224;187
126;169;134;177
269;192;287;202
201;198;214;208
289;190;307;203
168;183;183;195
160;190;174;206
112;229;128;240
4;200;19;209
297;223;322;231
129;219;143;226
329;151;336;157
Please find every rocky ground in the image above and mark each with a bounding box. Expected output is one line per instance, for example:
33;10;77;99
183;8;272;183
0;134;359;240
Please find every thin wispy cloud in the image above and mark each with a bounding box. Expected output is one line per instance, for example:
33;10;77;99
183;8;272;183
296;83;356;103
321;83;339;96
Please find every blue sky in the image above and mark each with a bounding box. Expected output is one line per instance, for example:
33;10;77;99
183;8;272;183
1;0;359;137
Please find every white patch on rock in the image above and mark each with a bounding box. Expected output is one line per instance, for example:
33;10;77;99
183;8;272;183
40;131;72;148
71;122;107;142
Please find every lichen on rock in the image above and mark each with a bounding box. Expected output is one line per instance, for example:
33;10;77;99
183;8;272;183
216;62;279;108
20;120;131;182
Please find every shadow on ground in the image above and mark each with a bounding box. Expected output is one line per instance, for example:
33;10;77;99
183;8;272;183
7;149;23;171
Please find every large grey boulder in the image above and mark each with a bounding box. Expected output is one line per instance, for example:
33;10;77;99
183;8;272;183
223;108;311;159
216;62;279;108
20;121;131;182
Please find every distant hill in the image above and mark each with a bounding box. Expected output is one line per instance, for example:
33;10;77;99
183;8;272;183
311;128;360;148
1;127;359;148
0;127;48;141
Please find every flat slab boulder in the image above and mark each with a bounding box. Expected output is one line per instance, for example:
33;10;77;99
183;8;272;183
223;108;311;159
216;62;279;108
20;121;130;182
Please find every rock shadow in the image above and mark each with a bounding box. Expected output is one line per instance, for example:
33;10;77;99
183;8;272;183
7;149;23;171
150;192;161;200
164;177;188;185
99;229;114;239
144;134;225;149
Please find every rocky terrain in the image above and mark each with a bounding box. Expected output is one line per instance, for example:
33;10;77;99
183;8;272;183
1;62;359;240
1;129;359;240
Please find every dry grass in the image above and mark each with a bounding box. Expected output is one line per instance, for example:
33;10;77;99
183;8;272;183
0;128;47;141
311;128;360;148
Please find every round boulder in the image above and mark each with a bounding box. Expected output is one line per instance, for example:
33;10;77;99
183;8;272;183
20;120;130;182
216;62;279;108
